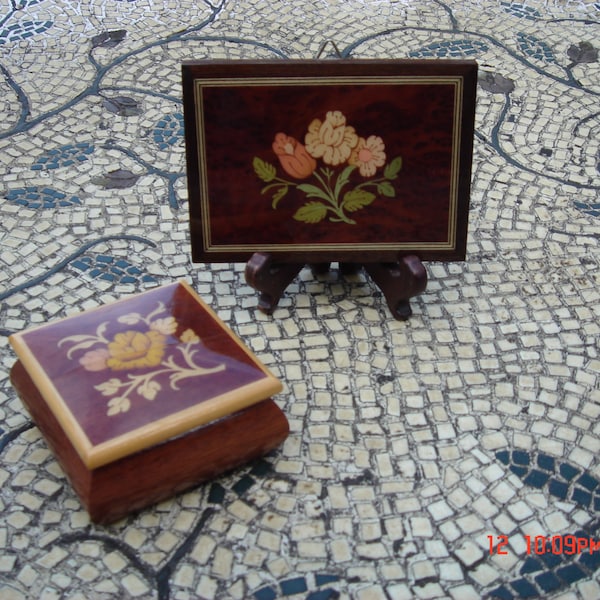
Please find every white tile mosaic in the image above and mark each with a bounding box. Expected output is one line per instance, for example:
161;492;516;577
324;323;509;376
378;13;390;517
1;0;600;599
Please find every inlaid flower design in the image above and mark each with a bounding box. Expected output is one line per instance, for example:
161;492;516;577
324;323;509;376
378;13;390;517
349;135;387;177
253;110;403;225
272;133;317;179
58;301;225;416
305;110;358;166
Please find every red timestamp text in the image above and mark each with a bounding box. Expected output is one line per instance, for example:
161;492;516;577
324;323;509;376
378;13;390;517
488;534;600;555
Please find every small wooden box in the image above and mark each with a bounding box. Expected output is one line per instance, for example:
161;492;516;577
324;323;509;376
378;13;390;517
9;281;288;524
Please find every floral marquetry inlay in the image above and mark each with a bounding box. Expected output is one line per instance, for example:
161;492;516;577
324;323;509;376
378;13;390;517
58;301;226;417
254;110;403;226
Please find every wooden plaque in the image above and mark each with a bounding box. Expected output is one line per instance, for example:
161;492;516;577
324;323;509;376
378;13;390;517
182;59;477;264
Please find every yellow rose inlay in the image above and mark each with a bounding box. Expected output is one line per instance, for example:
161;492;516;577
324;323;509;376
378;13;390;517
106;330;166;370
254;108;402;226
60;300;227;417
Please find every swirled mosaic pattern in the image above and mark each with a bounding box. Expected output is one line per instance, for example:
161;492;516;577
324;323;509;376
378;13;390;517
1;1;599;598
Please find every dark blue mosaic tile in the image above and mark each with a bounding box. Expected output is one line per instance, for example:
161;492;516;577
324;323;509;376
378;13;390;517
0;19;52;44
153;113;184;150
208;483;226;504
31;142;94;170
577;473;599;491
512;450;530;466
69;254;157;284
250;459;272;477
539;551;563;569
520;557;544;574
524;470;549;488
307;590;338;600
254;573;340;600
4;186;81;209
560;463;580;480
556;563;587;584
496;450;510;465
501;2;542;20
280;577;307;595
548;479;569;500
510;577;539;598
254;587;277;600
517;32;556;63
578;549;600;570
571;487;592;507
574;528;590;539
490;585;514;599
315;575;340;585
510;465;528;478
534;571;561;593
536;454;555;472
409;39;488;58
232;475;256;496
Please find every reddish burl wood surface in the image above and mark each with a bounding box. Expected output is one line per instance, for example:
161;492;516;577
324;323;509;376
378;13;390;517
183;59;477;263
10;360;289;524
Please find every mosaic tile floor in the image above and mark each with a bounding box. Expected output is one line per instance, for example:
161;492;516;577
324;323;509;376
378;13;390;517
1;0;599;598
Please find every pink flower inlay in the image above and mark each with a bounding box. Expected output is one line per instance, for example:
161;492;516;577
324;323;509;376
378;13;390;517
80;348;110;371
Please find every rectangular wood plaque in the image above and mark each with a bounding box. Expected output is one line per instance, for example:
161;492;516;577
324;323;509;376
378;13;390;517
182;60;477;263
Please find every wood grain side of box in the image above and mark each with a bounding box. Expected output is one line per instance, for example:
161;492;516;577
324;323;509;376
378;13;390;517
10;360;289;524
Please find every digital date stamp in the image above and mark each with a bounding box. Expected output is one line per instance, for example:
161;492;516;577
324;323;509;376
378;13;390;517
488;534;600;556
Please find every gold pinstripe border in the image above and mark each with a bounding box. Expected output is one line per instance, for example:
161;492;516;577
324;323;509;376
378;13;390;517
193;75;464;254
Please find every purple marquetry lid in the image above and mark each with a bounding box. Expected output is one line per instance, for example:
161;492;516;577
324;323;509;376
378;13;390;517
10;281;283;468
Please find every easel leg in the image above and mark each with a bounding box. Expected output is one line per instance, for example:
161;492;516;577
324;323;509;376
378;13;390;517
362;255;428;321
245;253;303;315
245;253;427;320
339;262;362;276
309;263;331;276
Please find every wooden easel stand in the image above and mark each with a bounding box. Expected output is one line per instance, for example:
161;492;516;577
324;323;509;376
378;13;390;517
245;253;427;321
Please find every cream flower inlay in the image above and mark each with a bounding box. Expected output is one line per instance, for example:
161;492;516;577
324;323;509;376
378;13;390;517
253;109;402;225
58;301;225;416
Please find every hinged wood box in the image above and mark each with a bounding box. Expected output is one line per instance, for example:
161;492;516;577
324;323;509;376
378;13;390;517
9;281;288;523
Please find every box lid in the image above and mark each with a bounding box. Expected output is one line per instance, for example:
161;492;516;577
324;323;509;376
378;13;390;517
9;281;283;468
